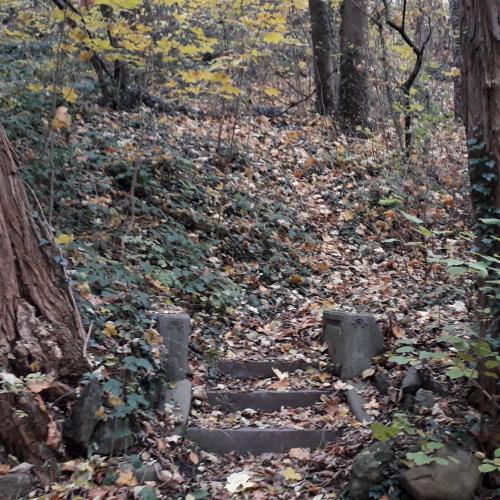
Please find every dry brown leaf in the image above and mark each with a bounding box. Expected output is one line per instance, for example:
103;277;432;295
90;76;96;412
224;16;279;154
392;325;405;338
46;419;61;449
189;450;199;464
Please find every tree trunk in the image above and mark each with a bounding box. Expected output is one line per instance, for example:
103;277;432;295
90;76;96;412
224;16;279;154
460;0;500;455
308;0;336;115
0;125;88;470
460;0;500;257
338;0;369;131
450;0;463;121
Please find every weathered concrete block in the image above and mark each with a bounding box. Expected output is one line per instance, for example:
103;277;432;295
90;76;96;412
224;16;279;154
158;313;191;381
63;379;103;452
186;428;338;454
206;390;329;412
217;359;317;379
162;379;192;434
323;311;384;379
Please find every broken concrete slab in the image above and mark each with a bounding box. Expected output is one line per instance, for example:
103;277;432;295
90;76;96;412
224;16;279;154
162;379;192;434
93;417;135;455
63;378;103;453
186;427;338;454
217;359;317;379
400;446;480;500
346;383;373;423
158;313;191;381
206;390;329;412
0;472;34;500
322;310;384;379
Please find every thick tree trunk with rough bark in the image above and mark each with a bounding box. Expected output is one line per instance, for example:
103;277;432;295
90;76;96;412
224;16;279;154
460;0;500;254
460;0;500;454
338;0;369;131
308;0;336;115
0;125;88;470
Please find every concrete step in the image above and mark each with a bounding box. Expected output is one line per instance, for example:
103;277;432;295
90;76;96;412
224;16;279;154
206;390;329;412
217;359;318;379
185;427;338;454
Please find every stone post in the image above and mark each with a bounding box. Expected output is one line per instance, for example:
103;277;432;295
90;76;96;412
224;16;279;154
322;310;383;379
158;313;191;381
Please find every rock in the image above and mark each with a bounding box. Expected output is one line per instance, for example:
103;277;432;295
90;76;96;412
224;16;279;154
158;313;191;381
63;379;103;452
401;366;422;396
322;311;384;379
373;372;390;395
346;443;394;499
346;383;373;422
420;370;449;396
93;418;135;455
0;472;34;500
161;379;192;434
400;446;480;500
414;388;436;409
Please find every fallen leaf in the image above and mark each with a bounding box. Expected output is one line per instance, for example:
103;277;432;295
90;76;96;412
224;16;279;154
52;106;71;130
282;466;302;482
271;367;288;381
290;274;304;285
46;419;61;449
289;448;311;460
189;450;199;464
361;367;375;379
115;470;138;487
54;233;74;245
392;325;405;338
145;328;162;345
104;321;118;337
225;471;254;493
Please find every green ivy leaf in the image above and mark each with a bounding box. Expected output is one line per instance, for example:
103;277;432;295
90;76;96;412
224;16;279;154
478;463;497;473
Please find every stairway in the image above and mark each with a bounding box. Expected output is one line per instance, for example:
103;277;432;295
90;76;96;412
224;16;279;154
185;359;339;455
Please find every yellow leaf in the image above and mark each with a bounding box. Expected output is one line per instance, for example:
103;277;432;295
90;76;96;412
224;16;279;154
108;395;125;407
115;470;138;487
52;106;71;130
145;328;162;345
95;406;107;419
54;233;74;245
263;32;286;44
62;87;79;104
95;0;142;10
282;467;302;481
27;82;44;93
264;87;280;97
103;321;118;337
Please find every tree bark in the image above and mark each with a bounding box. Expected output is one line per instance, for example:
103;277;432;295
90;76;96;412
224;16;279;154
460;0;500;257
460;0;500;455
308;0;336;115
338;0;369;131
0;125;88;469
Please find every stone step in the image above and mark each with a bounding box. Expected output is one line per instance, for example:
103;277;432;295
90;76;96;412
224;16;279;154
217;359;318;379
206;390;329;412
185;427;338;454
